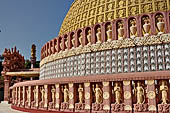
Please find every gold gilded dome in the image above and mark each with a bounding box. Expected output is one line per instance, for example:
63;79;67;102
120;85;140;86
59;0;169;36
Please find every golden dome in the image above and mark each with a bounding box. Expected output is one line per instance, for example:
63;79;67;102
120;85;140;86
59;0;169;36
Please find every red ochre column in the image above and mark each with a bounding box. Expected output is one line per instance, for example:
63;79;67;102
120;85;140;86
35;85;39;108
44;85;48;110
84;82;91;113
102;82;111;112
123;80;133;113
68;83;74;112
15;87;18;105
146;80;157;113
55;83;60;111
4;75;10;101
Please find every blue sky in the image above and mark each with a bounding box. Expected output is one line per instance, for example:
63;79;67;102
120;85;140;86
0;0;74;60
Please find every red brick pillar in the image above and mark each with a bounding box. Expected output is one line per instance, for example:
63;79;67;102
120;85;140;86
146;80;157;112
4;75;10;101
68;83;74;112
55;84;60;111
123;80;132;113
102;82;111;112
84;82;91;113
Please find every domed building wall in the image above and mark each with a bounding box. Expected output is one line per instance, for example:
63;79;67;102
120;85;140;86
10;0;170;113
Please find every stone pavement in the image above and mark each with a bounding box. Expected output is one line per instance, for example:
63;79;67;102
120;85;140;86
0;102;27;113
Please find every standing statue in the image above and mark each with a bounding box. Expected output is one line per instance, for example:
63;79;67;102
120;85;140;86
113;82;122;104
135;81;145;104
26;89;30;102
60;40;63;51
156;14;165;35
92;84;103;104
71;34;75;48
130;19;137;39
160;80;168;104
117;21;124;40
79;32;83;47
61;85;69;103
33;87;36;101
65;39;68;49
87;29;91;45
106;25;112;42
142;16;151;36
78;84;84;103
40;87;45;102
51;86;56;103
96;27;102;43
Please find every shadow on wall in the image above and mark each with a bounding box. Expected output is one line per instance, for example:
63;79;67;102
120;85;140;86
0;89;4;101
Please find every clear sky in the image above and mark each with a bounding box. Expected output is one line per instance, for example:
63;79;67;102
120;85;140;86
0;0;74;60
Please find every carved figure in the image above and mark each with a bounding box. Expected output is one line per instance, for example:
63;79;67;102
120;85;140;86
33;87;36;101
26;89;30;102
61;85;69;103
87;29;91;45
156;14;165;35
135;81;145;104
79;32;83;47
117;21;124;40
96;27;102;43
71;34;75;48
51;86;56;103
92;84;103;104
65;38;68;49
40;87;45;102
130;19;137;39
113;82;122;104
60;39;63;51
142;16;151;36
106;25;112;41
160;80;168;104
78;84;84;103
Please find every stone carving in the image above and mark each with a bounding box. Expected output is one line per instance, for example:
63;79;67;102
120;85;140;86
65;38;68;49
113;82;122;104
92;84;103;104
61;85;69;103
71;34;75;48
160;80;168;104
111;104;124;112
40;87;45;102
134;104;148;112
33;87;36;102
124;91;131;99
156;14;165;35
117;21;124;40
78;84;84;103
158;104;170;112
86;29;91;45
106;25;112;42
79;32;83;47
134;81;145;104
51;86;55;103
142;16;151;36
96;27;102;43
130;18;137;39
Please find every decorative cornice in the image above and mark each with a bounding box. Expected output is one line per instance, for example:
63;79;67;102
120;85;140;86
40;34;170;67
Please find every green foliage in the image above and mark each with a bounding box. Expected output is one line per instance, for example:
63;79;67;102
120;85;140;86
25;60;31;69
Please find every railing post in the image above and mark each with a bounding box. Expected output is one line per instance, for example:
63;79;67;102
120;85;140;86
44;85;48;110
84;82;91;113
68;83;74;112
55;84;60;111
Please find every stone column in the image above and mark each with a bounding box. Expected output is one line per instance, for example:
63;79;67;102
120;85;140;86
146;80;157;112
123;80;132;113
69;83;74;112
84;82;91;113
35;85;39;108
15;87;18;105
44;85;48;110
55;84;60;111
102;82;111;112
22;86;25;107
4;75;10;101
18;87;21;106
28;86;31;108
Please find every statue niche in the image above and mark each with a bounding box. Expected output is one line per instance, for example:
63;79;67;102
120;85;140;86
59;38;63;52
75;84;85;112
106;24;112;42
96;27;102;43
86;29;92;45
39;86;45;108
129;18;137;39
31;87;37;108
142;16;151;37
60;85;69;111
117;21;125;40
78;32;83;47
156;14;165;35
49;86;56;110
111;82;124;113
71;34;75;48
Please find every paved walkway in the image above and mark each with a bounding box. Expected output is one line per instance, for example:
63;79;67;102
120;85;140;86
0;102;27;113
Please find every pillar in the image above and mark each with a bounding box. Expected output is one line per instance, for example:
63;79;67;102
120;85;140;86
18;87;21;106
102;82;111;112
4;75;10;101
55;84;60;111
35;85;39;108
44;85;48;109
123;80;132;113
84;82;91;113
28;86;31;108
69;83;74;112
15;87;18;105
146;80;157;113
22;86;25;107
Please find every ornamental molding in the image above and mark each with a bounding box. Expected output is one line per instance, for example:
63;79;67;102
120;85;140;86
40;34;170;67
103;92;110;100
124;91;131;99
147;91;156;99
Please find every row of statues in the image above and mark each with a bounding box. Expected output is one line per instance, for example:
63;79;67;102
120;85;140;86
23;80;168;105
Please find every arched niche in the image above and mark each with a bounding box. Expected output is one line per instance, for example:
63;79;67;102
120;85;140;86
141;15;151;37
94;24;102;44
77;29;83;47
105;22;112;42
85;27;92;45
64;34;68;50
58;37;62;52
154;12;165;35
70;32;75;48
128;17;138;39
116;19;125;40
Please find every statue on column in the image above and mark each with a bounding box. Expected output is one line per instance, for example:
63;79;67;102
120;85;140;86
61;85;69;103
96;27;102;43
130;19;137;39
160;80;168;104
40;87;45;102
87;29;91;45
117;21;124;40
106;25;112;42
92;84;103;104
26;88;30;102
33;87;36;101
78;84;84;103
113;82;122;104
156;14;165;35
51;86;56;103
135;81;145;104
